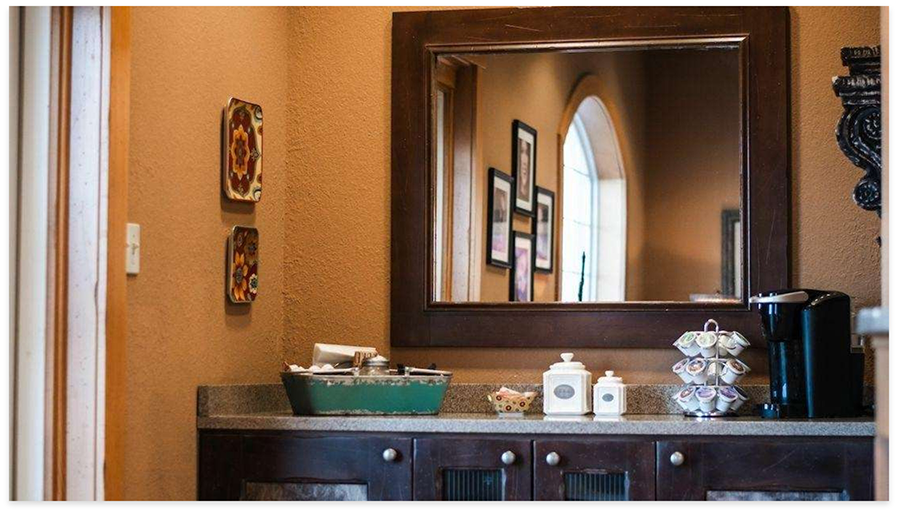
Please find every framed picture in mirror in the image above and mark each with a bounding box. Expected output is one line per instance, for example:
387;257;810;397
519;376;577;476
511;231;535;302
534;187;555;273
512;120;537;217
487;168;514;268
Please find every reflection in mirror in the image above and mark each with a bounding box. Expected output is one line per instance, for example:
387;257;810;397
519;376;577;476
432;46;743;303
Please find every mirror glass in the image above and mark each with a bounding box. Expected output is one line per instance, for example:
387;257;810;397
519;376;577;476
432;45;743;303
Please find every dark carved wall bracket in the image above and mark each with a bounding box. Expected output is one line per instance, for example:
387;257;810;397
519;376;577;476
833;46;882;223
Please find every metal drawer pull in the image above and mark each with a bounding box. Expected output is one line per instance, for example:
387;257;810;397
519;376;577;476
546;452;561;466
501;450;516;465
670;451;685;467
382;448;398;462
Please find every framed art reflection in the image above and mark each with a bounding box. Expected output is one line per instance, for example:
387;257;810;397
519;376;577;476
487;168;514;268
510;231;534;302
534;187;555;273
512;120;537;217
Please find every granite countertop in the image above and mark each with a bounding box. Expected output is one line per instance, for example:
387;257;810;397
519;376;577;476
196;383;874;437
198;411;874;437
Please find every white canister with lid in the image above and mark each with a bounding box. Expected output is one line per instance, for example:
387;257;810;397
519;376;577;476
593;370;627;416
543;352;592;415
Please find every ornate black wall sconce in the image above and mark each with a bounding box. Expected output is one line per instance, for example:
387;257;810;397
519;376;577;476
833;46;882;225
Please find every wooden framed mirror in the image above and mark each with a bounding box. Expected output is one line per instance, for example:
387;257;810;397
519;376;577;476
391;7;789;348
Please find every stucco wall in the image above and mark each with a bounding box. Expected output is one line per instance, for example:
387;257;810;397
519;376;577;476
126;6;290;500
790;7;882;306
125;6;882;500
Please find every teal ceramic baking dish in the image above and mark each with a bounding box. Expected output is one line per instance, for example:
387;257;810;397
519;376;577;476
280;372;452;415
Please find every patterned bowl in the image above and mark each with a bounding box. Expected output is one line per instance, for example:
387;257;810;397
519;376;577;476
487;388;537;415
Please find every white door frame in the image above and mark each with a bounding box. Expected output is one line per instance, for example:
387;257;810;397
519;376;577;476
10;6;110;501
12;5;52;502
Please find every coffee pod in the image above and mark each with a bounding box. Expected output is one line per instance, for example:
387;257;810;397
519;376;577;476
696;386;717;413
676;387;699;412
696;332;719;357
721;359;748;384
731;386;749;411
673;332;701;357
686;358;708;384
672;358;692;384
730;331;751;350
716;386;738;412
718;333;741;357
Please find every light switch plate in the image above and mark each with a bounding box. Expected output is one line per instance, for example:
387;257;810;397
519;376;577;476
126;223;140;275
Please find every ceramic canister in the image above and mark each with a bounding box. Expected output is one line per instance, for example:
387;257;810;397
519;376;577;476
543;353;592;415
593;370;627;416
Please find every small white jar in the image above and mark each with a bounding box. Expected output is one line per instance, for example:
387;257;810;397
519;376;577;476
543;352;592;416
593;370;627;416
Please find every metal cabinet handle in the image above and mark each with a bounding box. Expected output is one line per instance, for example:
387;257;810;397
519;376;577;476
382;448;398;462
501;450;516;465
670;451;685;467
545;452;561;466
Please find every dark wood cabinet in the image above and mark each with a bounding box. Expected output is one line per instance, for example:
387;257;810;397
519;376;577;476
533;439;655;500
656;438;874;501
198;431;873;501
198;433;412;500
413;438;532;500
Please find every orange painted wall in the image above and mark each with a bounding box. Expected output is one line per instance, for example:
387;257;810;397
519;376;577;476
124;6;881;500
125;7;290;500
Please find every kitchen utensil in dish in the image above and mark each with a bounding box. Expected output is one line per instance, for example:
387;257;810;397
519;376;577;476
312;343;378;367
359;355;390;376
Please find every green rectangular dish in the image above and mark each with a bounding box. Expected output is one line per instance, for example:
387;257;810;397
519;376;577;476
280;372;452;415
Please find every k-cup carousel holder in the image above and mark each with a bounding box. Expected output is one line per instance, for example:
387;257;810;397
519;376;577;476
671;319;751;417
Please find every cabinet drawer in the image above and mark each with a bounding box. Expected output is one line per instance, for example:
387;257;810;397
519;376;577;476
656;438;873;501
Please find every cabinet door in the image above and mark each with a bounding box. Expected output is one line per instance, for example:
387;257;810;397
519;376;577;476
533;440;655;500
657;438;874;501
414;438;532;500
199;433;412;500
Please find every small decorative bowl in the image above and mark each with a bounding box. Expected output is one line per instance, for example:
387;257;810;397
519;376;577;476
487;388;537;415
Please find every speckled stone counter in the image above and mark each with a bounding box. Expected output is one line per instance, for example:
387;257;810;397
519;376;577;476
197;383;874;437
197;382;873;416
198;411;873;437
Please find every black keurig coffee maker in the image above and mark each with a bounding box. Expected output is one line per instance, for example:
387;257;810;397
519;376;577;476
750;289;865;418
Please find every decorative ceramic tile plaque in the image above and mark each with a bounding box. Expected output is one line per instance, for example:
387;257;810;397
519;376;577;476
228;226;259;303
223;97;263;202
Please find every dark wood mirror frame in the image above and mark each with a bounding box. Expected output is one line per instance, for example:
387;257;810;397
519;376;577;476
391;7;789;348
